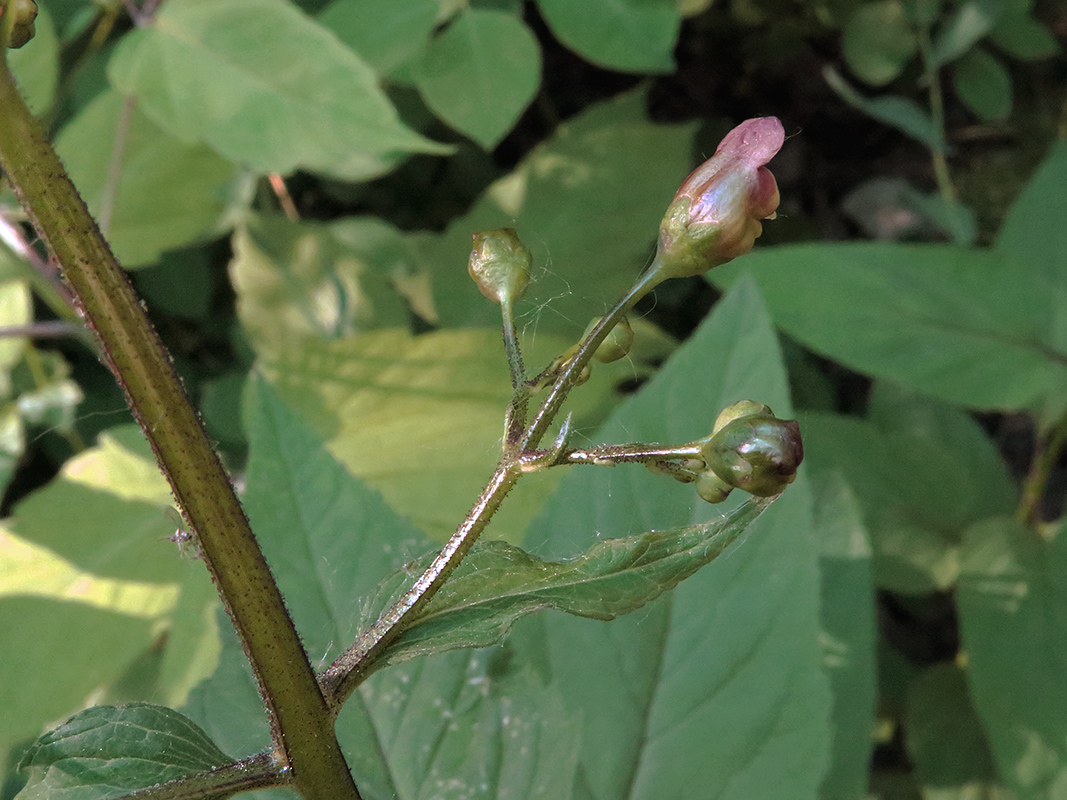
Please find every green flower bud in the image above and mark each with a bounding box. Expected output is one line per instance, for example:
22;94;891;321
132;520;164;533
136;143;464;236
582;315;634;364
650;117;784;284
468;228;531;305
3;0;37;48
696;470;734;504
700;413;803;498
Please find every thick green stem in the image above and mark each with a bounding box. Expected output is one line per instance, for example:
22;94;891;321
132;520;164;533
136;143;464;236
0;52;358;800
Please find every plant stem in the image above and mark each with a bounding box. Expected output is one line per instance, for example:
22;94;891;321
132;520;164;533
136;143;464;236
321;463;521;706
554;441;703;467
323;265;662;703
119;753;284;800
0;53;359;800
916;22;956;203
1017;411;1067;527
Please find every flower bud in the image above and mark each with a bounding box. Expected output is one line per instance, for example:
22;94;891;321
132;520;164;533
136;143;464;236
584;315;634;364
468;228;531;305
700;411;803;498
3;0;38;48
653;117;784;283
711;400;772;435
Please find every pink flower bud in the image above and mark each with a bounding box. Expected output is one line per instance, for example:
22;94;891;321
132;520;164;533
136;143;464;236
654;117;784;282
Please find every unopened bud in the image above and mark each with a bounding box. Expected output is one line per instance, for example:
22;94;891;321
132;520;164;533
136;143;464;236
651;117;784;284
468;228;531;305
3;0;38;48
583;315;634;364
700;411;803;498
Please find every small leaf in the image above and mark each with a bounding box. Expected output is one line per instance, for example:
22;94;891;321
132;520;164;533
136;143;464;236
414;9;541;148
17;704;230;800
952;47;1012;122
107;0;449;179
824;66;945;152
842;0;918;86
54;89;243;268
365;497;772;670
318;0;438;75
989;13;1060;60
535;0;679;73
930;0;999;67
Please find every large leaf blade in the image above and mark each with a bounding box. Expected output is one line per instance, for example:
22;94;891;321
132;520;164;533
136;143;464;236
525;277;831;800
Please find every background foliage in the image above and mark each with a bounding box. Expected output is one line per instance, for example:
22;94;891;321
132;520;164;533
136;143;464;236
0;0;1065;798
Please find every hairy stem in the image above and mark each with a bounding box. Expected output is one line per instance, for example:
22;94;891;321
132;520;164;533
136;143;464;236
119;753;283;800
0;52;359;800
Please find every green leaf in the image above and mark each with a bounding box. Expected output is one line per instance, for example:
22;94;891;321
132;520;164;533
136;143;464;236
365;497;772;670
259;326;628;544
54;89;243;268
957;517;1067;799
524;278;831;800
7;3;58;116
989;13;1060;60
0;597;156;771
798;384;1015;594
5;426;220;712
952;47;1012;121
842;0;918;86
361;645;581;800
416;89;696;336
812;474;877;800
535;0;679;73
714;241;1067;414
16;704;229;800
931;0;1000;66
107;0;449;180
318;0;438;75
414;9;541;148
823;66;945;152
905;664;999;791
230;215;412;358
995;140;1067;411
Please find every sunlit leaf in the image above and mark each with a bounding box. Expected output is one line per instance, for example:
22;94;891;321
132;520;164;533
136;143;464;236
107;0;449;179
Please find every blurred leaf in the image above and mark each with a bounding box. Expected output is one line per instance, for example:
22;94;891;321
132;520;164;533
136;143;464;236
952;47;1012;122
931;0;1000;66
905;664;999;791
958;517;1067;799
54;89;243;268
0;590;161;769
824;66;945;152
414;9;540;148
842;0;918;86
812;473;877;800
524;278;831;800
798;384;1015;594
107;0;449;180
365;497;772;671
230;215;411;358
995;140;1067;418
989;13;1059;60
415;89;696;336
133;247;215;321
4;426;219;720
260;326;628;544
7;4;58;116
318;0;438;75
714;241;1067;414
535;0;679;73
16;703;229;800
